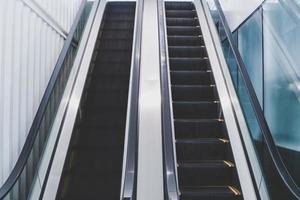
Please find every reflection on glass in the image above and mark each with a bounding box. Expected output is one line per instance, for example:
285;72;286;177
263;0;300;185
238;9;263;106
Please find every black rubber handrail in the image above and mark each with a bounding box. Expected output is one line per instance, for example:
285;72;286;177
213;0;300;198
121;0;143;199
0;1;87;198
157;0;179;200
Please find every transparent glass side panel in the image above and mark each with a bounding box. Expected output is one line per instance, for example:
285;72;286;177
221;39;238;88
237;9;263;106
207;0;300;197
263;0;300;186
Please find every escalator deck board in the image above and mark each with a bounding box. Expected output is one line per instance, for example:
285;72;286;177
165;2;243;199
56;2;136;200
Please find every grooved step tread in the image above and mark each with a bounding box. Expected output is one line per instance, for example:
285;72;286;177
178;160;235;168
176;138;229;144
180;186;242;199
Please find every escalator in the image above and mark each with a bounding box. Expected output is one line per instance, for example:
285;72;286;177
164;2;242;199
56;2;136;199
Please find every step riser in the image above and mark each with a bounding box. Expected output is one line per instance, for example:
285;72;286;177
172;86;216;101
167;27;201;36
180;195;241;200
171;72;212;85
166;11;197;18
165;3;194;10
174;120;225;139
176;142;229;160
178;167;235;186
168;37;204;46
169;47;207;58
167;18;199;26
169;58;210;71
173;103;220;119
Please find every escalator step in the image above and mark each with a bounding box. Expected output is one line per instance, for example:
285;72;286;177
75;128;125;144
167;26;201;36
89;69;130;77
88;80;129;93
168;35;204;46
79;119;125;133
176;138;230;161
178;160;236;186
106;6;135;14
166;10;197;18
96;51;132;62
102;21;134;30
101;30;134;39
171;70;212;85
165;2;194;10
172;85;217;101
97;38;133;50
173;101;220;119
169;46;207;58
180;186;242;200
169;57;210;71
166;17;199;26
60;175;122;200
105;14;135;21
174;119;224;139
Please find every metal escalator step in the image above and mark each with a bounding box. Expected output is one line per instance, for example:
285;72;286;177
172;85;217;101
88;80;129;91
101;30;134;39
60;169;122;200
176;138;230;161
178;160;235;168
82;111;127;125
85;92;129;108
166;17;199;26
171;70;212;85
174;118;225;139
72;131;125;151
96;51;132;62
102;21;134;30
178;160;236;186
180;186;242;200
88;77;130;92
167;26;201;36
166;10;197;18
168;35;204;46
97;38;133;50
90;68;130;77
165;2;194;10
173;101;220;119
169;57;210;71
106;5;135;14
168;46;207;58
105;14;135;21
80;119;124;131
106;8;135;14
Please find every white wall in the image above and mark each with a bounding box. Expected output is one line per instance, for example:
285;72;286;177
209;0;263;31
0;0;82;185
